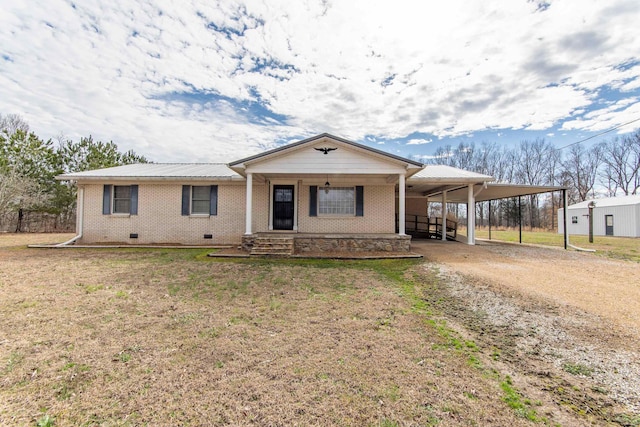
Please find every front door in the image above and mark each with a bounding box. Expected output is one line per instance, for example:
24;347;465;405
273;185;295;230
605;215;614;236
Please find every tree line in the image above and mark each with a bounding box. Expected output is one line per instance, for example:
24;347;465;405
2;112;639;233
421;129;640;230
0;114;148;232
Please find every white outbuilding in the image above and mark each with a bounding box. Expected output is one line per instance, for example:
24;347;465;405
558;195;640;238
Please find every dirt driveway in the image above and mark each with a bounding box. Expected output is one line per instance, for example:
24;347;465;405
411;239;640;418
412;239;640;337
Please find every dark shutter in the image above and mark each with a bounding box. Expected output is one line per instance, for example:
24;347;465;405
103;185;112;215
355;186;364;216
181;185;190;216
130;185;138;215
309;186;317;217
210;185;218;216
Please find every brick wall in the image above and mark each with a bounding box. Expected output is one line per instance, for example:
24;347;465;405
80;183;247;245
79;182;397;244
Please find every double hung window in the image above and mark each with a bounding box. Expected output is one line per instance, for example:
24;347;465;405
309;185;363;217
181;185;218;216
103;185;138;215
318;187;355;215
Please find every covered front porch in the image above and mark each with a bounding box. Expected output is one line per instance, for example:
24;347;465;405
228;134;425;245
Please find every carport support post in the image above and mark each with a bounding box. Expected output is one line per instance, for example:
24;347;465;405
563;189;568;250
441;190;447;241
488;201;492;240
245;172;253;235
518;196;522;244
467;184;475;245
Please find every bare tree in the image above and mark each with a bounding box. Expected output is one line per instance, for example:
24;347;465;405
599;130;640;195
512;139;555;228
0;113;30;136
561;143;602;202
0;169;39;231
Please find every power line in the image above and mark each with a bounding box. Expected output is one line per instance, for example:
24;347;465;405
556;117;640;150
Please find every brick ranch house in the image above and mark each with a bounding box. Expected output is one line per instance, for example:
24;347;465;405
57;133;560;254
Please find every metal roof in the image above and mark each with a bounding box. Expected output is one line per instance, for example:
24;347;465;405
57;163;242;181
565;194;640;209
425;183;564;203
410;164;493;181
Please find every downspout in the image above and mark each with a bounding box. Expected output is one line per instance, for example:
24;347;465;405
474;181;487;198
57;186;83;246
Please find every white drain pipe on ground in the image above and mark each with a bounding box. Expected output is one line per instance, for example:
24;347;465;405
57;186;84;246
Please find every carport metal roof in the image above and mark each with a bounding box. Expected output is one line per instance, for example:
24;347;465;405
425;183;564;203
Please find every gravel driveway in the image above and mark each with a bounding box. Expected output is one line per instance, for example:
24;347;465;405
411;239;640;422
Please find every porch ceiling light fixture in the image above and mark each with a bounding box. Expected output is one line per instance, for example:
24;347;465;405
324;175;331;193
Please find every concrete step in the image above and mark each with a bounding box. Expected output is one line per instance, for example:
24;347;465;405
250;237;294;256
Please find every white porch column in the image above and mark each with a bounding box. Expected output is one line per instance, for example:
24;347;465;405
441;190;447;241
467;184;475;245
245;172;253;235
398;173;406;235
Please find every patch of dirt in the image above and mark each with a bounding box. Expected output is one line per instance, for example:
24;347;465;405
412;239;640;425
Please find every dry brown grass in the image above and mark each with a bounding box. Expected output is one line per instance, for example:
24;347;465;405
0;233;535;427
2;234;638;427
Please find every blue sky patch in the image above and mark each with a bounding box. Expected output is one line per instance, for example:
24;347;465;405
152;88;290;126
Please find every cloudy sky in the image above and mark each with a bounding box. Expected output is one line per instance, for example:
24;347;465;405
1;0;639;163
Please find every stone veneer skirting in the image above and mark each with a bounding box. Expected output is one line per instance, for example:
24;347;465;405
242;234;411;253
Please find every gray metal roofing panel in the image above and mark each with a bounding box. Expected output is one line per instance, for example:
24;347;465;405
57;163;241;180
228;133;424;167
567;194;640;209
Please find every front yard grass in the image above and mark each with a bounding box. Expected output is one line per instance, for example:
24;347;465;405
0;237;544;426
471;228;640;262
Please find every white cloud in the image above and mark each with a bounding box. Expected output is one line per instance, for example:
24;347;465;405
406;138;432;145
0;0;639;161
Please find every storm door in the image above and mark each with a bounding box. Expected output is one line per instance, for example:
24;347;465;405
273;185;295;230
605;215;614;236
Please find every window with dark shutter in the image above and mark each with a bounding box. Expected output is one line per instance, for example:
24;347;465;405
182;185;218;216
181;185;190;216
309;186;317;216
355;186;363;217
130;185;138;215
103;185;112;215
209;185;218;216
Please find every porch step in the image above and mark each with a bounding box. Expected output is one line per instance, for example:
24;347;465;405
250;237;294;256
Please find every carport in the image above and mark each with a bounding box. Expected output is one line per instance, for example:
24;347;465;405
405;174;567;247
